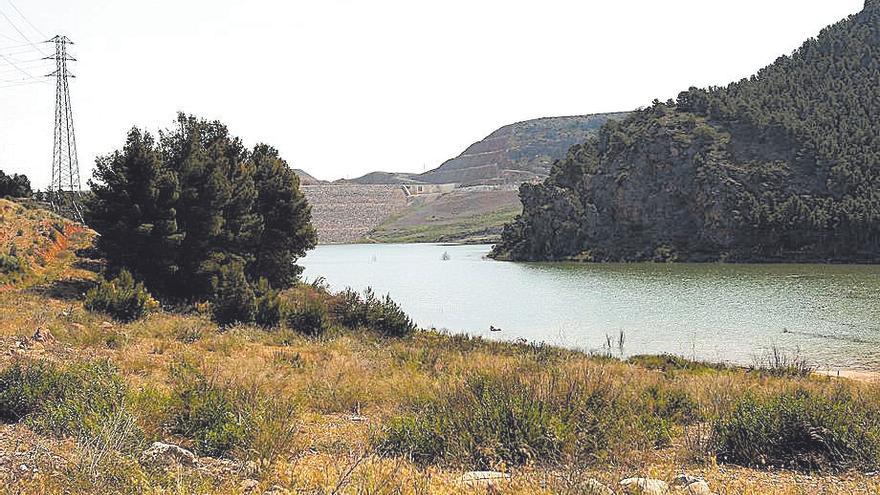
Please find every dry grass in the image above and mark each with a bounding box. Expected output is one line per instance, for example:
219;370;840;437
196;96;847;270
1;200;879;494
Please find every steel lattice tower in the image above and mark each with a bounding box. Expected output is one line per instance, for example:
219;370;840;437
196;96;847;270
46;35;83;221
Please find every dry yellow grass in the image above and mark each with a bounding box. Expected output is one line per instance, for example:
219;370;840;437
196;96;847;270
1;199;879;494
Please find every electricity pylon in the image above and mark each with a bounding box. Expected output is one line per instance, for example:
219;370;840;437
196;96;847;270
45;35;83;222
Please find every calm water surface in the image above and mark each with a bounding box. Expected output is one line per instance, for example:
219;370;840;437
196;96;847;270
301;243;880;371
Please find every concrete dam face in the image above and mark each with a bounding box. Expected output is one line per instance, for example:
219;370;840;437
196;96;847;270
302;185;409;244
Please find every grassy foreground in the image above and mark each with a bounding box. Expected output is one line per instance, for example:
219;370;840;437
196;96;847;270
1;200;880;494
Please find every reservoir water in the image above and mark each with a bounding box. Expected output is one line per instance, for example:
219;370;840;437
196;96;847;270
301;243;880;371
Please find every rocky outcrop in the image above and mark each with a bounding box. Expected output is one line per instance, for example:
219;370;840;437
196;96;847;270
494;4;880;263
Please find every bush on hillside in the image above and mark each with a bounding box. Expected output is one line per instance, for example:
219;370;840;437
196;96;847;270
0;170;32;198
332;287;416;337
169;365;247;457
712;388;880;471
0;249;23;276
378;369;695;468
282;296;330;336
365;290;416;337
333;288;369;329
169;363;297;459
0;360;139;444
85;270;158;323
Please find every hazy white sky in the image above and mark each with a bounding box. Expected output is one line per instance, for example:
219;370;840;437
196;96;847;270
0;0;864;187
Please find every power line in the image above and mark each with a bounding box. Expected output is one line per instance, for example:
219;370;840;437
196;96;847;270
6;0;46;39
0;50;35;78
0;5;47;56
0;40;40;51
0;30;18;43
0;77;43;89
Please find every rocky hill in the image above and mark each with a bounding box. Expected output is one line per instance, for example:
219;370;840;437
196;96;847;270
292;169;325;185
332;113;629;187
494;2;880;263
418;113;628;185
301;114;630;243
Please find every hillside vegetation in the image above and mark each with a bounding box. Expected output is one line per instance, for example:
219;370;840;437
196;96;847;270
367;189;521;244
419;113;629;185
494;2;880;263
1;200;880;494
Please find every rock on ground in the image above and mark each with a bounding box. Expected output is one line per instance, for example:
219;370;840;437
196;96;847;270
458;471;511;488
142;441;197;467
685;480;713;495
620;477;668;495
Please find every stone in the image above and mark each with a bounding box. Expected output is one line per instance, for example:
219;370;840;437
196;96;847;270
458;471;511;488
579;477;615;495
101;321;114;329
239;479;260;493
685;481;713;495
619;477;668;495
142;441;197;467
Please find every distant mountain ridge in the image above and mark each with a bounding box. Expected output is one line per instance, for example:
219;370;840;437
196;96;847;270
493;2;880;263
296;113;629;187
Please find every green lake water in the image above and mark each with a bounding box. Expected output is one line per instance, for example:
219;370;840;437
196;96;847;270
301;243;880;371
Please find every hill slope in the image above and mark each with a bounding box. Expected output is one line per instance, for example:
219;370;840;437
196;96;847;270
419;113;629;185
494;2;880;263
367;188;522;244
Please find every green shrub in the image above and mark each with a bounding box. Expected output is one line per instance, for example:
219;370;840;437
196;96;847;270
377;369;688;468
211;260;256;326
85;270;158;323
254;278;281;328
333;288;368;329
628;354;728;373
0;250;23;275
282;296;329;336
332;287;415;337
169;363;247;457
750;346;816;378
365;290;416;337
169;363;298;460
0;360;139;443
712;388;880;471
